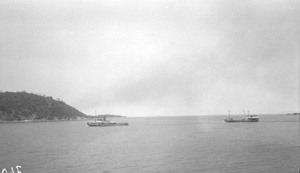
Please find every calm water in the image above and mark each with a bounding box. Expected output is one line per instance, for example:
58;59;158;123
0;115;299;173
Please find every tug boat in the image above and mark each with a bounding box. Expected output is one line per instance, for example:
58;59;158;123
87;116;128;127
224;110;259;123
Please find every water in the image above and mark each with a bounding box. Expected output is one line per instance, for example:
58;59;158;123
0;115;299;173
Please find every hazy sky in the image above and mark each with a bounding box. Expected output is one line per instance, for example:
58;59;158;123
0;0;299;116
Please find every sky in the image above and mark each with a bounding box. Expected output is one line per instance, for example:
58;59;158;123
0;0;299;116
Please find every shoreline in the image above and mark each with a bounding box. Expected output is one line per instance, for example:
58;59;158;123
0;116;128;124
0;118;92;123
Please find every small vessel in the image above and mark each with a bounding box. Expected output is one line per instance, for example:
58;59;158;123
224;110;259;123
87;116;128;127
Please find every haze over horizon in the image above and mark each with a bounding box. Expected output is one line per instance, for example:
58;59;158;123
1;0;299;116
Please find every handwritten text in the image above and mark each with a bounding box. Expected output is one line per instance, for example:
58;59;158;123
2;166;21;173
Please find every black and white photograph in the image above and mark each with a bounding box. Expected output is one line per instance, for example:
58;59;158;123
0;0;299;172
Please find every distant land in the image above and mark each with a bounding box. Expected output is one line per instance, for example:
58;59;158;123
285;113;300;115
86;114;126;118
0;91;87;122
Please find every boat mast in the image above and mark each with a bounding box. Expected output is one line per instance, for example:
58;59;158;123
228;110;230;119
243;110;248;117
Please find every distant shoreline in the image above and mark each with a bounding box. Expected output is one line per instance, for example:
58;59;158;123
0;118;90;123
0;116;127;123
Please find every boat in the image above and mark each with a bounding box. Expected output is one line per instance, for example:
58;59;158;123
87;116;128;127
224;110;259;123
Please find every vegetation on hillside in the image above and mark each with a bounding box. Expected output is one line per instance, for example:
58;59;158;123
0;91;86;121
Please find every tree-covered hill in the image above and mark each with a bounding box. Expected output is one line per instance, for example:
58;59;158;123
0;91;87;121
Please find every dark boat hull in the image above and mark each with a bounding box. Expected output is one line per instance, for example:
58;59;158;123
224;119;259;122
87;122;129;126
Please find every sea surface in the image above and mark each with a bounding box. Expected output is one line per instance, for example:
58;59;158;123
0;115;299;173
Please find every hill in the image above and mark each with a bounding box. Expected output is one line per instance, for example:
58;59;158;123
0;91;86;121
